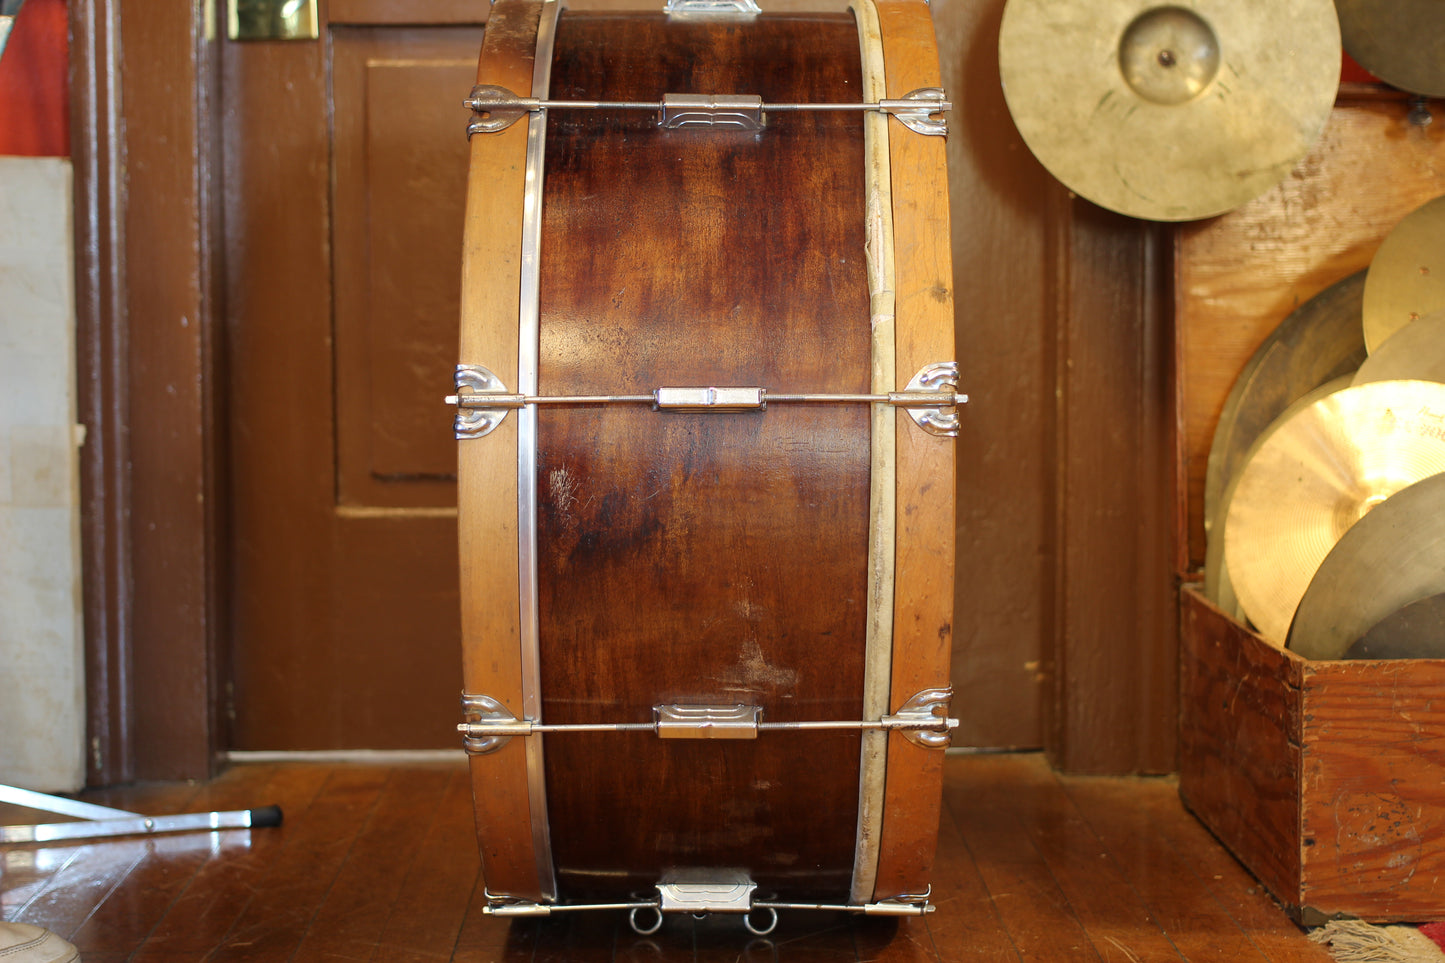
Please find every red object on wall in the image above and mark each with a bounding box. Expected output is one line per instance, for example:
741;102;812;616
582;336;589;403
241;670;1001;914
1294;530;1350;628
1341;50;1383;86
0;0;69;157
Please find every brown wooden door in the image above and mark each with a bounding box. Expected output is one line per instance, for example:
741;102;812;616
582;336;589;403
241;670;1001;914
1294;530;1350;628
223;3;485;749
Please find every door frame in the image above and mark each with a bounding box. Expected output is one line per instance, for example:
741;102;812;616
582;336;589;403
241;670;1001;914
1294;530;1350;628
71;0;226;784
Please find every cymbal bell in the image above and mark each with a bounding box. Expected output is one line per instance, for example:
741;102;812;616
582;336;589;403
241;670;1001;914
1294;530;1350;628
1289;473;1445;659
998;0;1340;221
1364;197;1445;353
1223;380;1445;645
1335;0;1445;97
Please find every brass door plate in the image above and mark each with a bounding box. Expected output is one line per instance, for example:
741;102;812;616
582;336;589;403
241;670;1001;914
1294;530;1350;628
228;0;319;41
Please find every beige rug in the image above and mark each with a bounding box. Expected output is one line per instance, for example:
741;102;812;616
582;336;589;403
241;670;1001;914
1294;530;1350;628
1311;921;1445;962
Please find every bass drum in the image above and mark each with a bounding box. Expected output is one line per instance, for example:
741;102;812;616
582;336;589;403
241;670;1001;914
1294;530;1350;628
454;0;956;920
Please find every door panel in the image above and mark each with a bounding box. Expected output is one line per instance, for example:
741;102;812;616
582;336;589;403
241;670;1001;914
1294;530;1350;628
332;30;479;507
225;16;481;749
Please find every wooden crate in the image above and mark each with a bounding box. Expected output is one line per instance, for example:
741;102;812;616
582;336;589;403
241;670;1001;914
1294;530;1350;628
1180;587;1445;923
1175;91;1445;923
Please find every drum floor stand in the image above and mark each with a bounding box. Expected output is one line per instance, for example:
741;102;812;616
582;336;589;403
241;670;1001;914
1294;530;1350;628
485;872;934;937
0;784;283;844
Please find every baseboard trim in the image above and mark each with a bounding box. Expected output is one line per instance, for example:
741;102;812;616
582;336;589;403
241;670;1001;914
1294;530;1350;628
224;749;466;765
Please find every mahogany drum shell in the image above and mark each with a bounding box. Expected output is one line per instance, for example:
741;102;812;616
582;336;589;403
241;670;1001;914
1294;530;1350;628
539;12;870;900
458;0;955;907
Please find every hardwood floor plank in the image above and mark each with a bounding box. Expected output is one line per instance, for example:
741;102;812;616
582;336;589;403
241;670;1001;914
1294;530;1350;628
68;764;293;956
0;755;1342;961
81;778;206;817
6;839;149;941
1;778;204;938
1059;773;1278;963
131;763;333;957
1074;779;1334;963
374;766;484;962
957;754;1186;963
290;764;457;962
198;764;394;961
943;755;1107;961
914;764;1019;963
1;846;80;918
854;917;941;963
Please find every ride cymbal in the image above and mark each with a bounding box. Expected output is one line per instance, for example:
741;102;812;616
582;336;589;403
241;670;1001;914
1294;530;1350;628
1354;311;1445;386
1342;593;1445;661
1289;473;1445;659
1363;195;1445;353
1204;376;1354;625
998;0;1340;221
1223;380;1445;645
1336;0;1445;97
1204;272;1368;546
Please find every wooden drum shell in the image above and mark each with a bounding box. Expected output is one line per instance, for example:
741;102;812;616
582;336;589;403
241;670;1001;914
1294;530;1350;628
458;0;954;908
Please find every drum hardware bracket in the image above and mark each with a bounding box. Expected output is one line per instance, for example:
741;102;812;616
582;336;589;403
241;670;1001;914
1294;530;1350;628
447;360;964;439
663;0;761;19
482;878;932;934
458;687;957;753
661;93;764;130
464;84;950;137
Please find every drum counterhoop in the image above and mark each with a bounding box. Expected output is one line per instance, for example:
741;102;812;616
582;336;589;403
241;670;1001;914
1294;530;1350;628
455;0;958;926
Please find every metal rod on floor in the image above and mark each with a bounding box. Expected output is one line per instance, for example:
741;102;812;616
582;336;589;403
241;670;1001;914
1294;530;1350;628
0;784;283;844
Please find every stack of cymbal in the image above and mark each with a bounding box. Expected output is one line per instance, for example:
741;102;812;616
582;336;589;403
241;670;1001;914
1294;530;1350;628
1207;193;1445;660
1336;0;1445;97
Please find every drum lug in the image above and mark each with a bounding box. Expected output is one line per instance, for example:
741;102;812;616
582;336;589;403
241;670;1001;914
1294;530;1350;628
881;88;951;137
652;386;766;411
660;93;765;130
656;869;757;913
655;704;762;739
465;84;532;136
459;694;529;754
883;687;957;749
901;361;962;437
448;364;520;439
663;0;760;18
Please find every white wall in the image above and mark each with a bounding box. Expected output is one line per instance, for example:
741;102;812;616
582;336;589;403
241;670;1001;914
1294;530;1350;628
0;155;84;792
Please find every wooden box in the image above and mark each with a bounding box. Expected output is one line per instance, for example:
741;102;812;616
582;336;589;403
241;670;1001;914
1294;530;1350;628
1180;587;1445;923
1175;91;1445;923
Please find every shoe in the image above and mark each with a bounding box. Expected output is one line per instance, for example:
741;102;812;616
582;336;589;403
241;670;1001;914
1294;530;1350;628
0;922;79;962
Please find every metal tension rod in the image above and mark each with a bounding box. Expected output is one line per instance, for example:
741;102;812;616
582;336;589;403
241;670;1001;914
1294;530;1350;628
447;389;958;409
447;361;965;438
459;689;958;755
465;84;950;136
0;784;283;844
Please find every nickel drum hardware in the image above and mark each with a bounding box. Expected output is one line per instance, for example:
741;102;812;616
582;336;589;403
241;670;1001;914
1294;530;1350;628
452;0;959;934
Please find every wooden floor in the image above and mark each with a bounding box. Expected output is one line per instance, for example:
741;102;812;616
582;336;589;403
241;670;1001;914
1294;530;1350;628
0;752;1332;962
